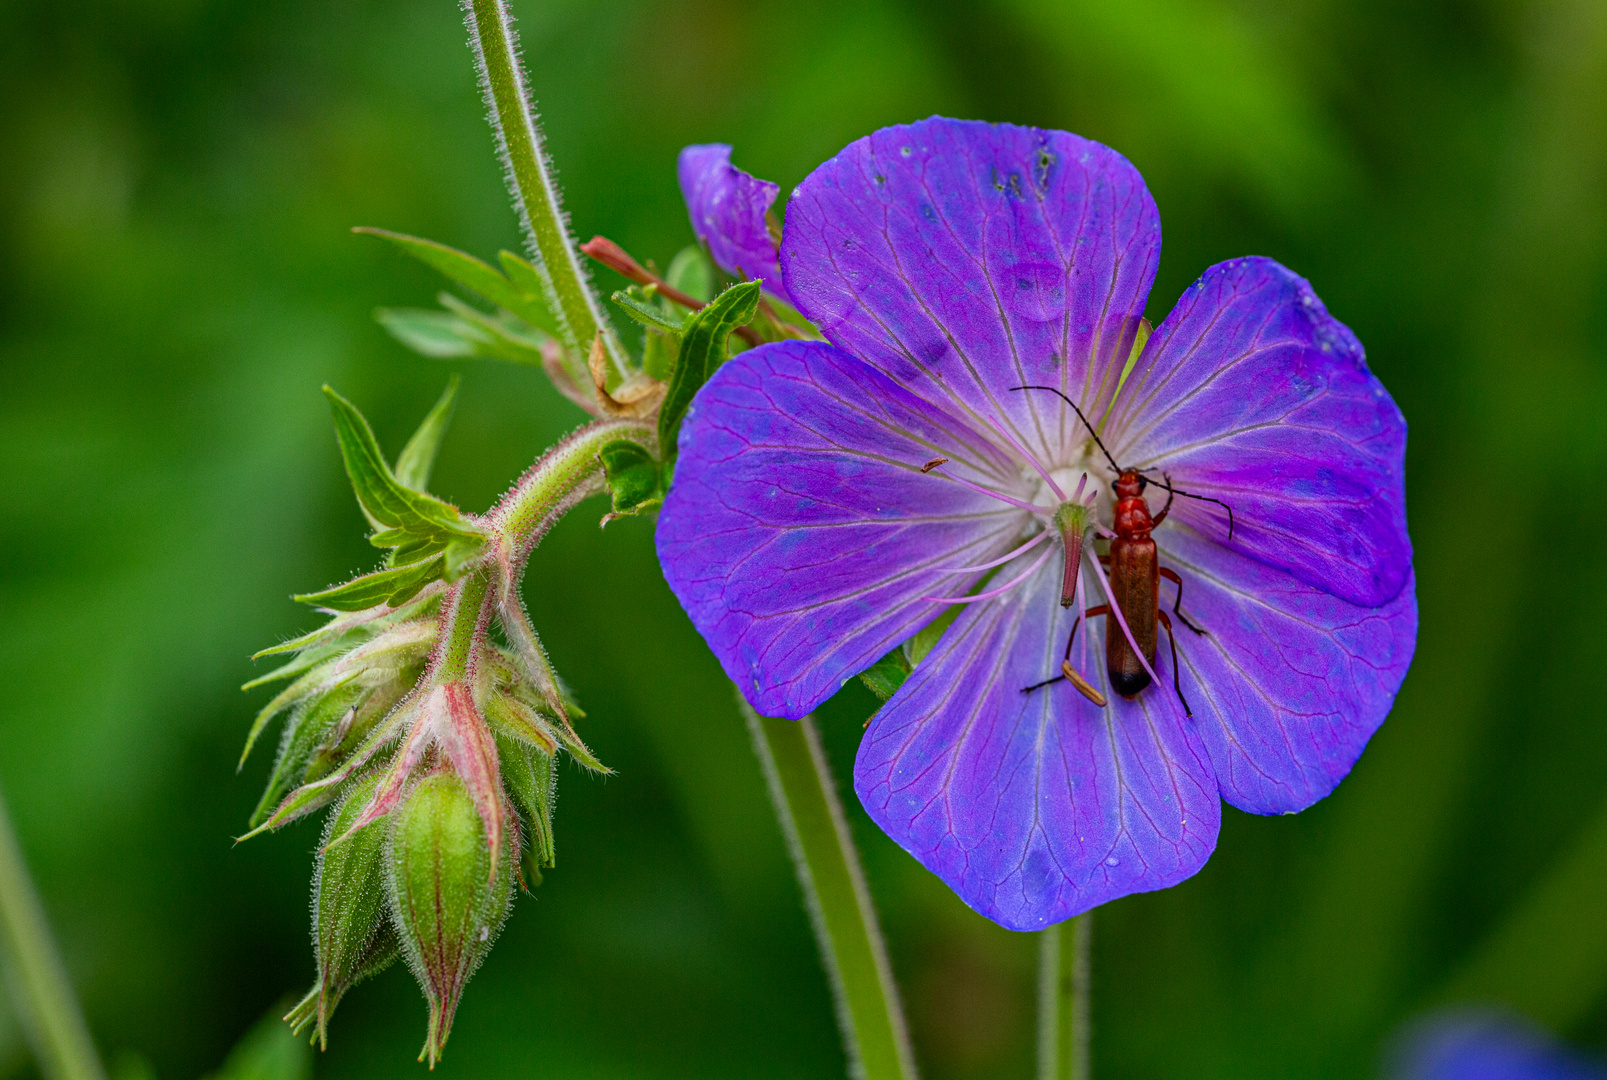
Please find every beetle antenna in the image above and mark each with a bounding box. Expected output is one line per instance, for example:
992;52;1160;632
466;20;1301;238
1145;473;1236;540
1010;385;1121;474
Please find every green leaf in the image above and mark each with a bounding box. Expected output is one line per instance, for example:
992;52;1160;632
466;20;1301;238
611;288;687;336
858;649;912;703
205;1001;313;1080
666;245;715;303
374;308;479;359
355;227;553;331
395;376;460;492
497;251;561;337
597;438;662;517
322;386;485;573
295;556;446;612
658;280;761;470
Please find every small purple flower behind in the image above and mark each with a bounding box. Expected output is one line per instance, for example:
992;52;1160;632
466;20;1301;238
657;117;1417;930
1389;1010;1607;1080
678;144;786;300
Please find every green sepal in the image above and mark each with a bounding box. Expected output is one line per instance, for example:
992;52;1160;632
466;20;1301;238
287;772;402;1049
248;677;363;828
666;245;714;303
240;665;329;768
610;288;687;336
240;640;344;692
484;690;558;756
355;227;556;335
495;733;556;877
859;649;912;703
295;556;446;612
395;377;460;492
243;703;414;839
658;280;762;470
596;438;663;518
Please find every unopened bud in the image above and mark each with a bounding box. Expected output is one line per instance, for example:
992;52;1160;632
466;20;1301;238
386;771;512;1067
285;771;400;1047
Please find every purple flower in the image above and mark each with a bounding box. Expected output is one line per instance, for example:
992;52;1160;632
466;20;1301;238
1390;1011;1607;1080
656;117;1417;930
677;144;786;300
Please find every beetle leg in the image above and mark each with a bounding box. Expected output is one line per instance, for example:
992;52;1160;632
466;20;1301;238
1150;473;1177;527
1158;567;1206;635
1022;608;1109;701
1157;611;1193;717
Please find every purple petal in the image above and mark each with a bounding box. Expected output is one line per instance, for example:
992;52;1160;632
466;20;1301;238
854;551;1220;930
782;117;1160;468
1109;256;1411;608
678;144;787;299
1155;528;1417;815
656;339;1031;718
1391;1010;1607;1080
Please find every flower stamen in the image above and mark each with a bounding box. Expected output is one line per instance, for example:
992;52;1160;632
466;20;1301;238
937;529;1050;573
922;543;1055;605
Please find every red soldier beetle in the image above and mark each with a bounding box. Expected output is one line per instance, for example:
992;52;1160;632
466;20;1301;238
1011;385;1235;717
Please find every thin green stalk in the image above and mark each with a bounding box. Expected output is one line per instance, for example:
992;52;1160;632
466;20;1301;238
487;418;652;546
738;696;917;1080
0;789;106;1080
1037;914;1091;1080
461;0;627;378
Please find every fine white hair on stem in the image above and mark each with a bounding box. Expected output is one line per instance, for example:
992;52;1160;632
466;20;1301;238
460;0;628;379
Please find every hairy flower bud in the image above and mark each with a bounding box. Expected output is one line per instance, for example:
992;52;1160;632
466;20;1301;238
285;771;400;1047
386;771;513;1067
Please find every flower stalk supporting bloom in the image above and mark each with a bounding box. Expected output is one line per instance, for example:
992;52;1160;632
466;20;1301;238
740;698;917;1080
1037;915;1091;1080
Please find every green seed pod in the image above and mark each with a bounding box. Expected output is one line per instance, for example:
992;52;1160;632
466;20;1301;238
495;733;556;888
284;771;399;1047
386;771;512;1067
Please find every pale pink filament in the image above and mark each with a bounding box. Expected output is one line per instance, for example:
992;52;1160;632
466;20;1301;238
927;466;1044;515
922;543;1055;605
937;529;1051;573
984;421;1066;502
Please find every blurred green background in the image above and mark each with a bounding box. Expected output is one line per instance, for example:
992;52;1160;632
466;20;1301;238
1;0;1604;1077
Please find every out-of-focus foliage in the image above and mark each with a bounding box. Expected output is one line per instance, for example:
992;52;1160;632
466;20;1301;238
0;1;1602;1078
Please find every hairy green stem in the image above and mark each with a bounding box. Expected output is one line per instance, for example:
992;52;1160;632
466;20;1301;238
487;418;653;549
436;568;491;682
0;790;106;1080
739;696;917;1080
1037;914;1091;1080
461;0;626;378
